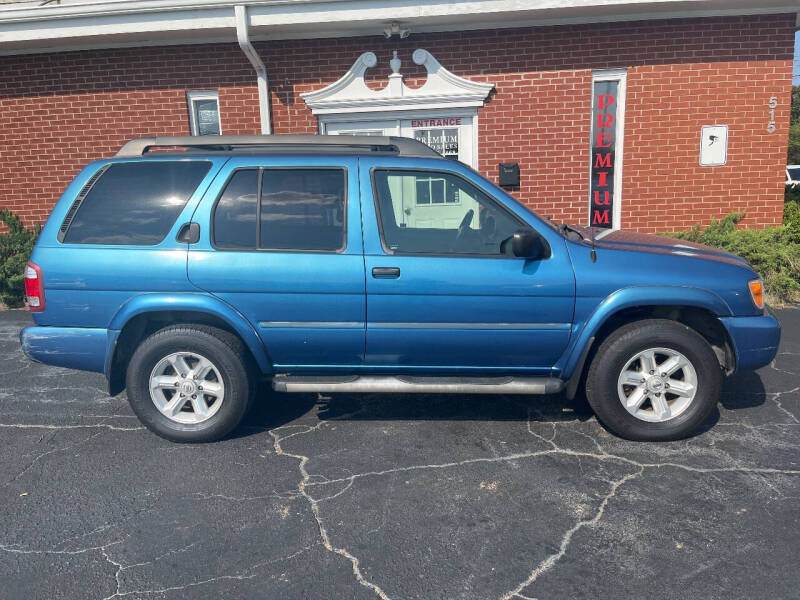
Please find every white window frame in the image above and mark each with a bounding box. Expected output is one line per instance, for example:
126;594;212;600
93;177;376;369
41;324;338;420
414;175;461;206
187;90;222;136
320;109;479;168
589;69;626;231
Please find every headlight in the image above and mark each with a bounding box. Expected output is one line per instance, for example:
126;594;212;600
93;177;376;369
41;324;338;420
748;279;764;309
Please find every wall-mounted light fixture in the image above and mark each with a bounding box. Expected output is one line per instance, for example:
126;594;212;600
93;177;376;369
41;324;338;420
383;22;410;39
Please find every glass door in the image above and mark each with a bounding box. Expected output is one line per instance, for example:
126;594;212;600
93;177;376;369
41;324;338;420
321;114;476;167
400;116;474;166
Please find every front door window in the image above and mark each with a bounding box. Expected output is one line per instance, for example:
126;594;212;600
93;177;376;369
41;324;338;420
373;169;523;254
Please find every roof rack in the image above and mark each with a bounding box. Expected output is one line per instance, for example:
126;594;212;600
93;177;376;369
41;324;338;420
115;134;441;158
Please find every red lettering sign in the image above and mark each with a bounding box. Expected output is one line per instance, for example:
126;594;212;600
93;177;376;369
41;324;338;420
592;209;610;225
410;118;462;128
596;113;614;129
596;132;612;148
593;190;611;205
589;81;619;229
594;153;613;169
597;94;615;110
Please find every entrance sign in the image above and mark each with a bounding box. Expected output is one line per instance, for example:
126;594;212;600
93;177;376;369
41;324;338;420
589;80;618;229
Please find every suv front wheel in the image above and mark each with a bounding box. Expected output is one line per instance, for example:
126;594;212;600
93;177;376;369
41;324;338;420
126;325;253;442
585;319;722;441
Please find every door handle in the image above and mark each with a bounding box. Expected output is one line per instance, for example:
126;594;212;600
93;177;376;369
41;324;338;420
176;222;200;244
372;267;401;279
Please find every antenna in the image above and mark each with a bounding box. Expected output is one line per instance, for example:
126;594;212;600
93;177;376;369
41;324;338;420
589;224;597;263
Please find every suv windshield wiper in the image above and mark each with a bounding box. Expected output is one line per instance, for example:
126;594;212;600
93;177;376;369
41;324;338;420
558;223;584;241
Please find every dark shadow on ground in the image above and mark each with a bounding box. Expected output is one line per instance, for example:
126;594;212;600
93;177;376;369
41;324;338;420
233;368;770;441
233;384;599;440
720;370;767;410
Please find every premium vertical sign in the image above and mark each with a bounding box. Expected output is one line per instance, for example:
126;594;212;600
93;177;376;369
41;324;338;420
590;80;619;229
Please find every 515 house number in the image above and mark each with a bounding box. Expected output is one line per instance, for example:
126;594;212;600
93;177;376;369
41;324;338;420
767;96;778;134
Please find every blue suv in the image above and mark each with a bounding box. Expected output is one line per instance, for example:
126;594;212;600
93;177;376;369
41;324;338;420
19;135;780;442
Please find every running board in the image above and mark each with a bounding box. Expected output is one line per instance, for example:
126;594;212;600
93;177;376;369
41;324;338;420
272;375;564;395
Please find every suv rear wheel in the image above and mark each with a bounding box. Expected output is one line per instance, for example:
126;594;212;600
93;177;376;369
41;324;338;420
585;319;721;441
126;325;253;442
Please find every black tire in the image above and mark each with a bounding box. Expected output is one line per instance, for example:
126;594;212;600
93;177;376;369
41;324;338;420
126;324;254;443
585;319;721;441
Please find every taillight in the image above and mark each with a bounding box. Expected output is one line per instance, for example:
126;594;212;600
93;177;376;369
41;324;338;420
24;261;45;312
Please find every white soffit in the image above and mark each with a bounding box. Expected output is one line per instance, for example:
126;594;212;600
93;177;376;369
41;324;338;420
0;0;798;55
301;49;495;115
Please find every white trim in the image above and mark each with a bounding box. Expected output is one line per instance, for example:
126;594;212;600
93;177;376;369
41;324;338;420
301;48;494;115
589;68;626;230
1;0;795;24
319;108;480;168
186;89;222;136
0;1;796;55
305;49;488;169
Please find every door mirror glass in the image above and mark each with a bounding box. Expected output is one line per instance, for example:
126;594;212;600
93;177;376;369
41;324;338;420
511;229;550;260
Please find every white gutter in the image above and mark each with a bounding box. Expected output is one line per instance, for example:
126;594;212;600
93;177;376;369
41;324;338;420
0;0;797;55
2;0;798;24
235;4;271;134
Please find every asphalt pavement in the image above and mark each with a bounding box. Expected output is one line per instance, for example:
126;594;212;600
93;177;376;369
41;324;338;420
1;308;799;600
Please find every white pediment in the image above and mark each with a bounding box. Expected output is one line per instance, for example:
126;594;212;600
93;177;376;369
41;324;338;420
301;49;494;115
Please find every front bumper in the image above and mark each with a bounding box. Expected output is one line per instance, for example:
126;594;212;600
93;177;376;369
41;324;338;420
720;312;781;372
19;325;109;374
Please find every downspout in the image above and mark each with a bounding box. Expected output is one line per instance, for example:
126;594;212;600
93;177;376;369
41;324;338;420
234;4;271;134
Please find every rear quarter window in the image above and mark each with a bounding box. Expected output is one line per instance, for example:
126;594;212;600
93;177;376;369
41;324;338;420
62;161;211;245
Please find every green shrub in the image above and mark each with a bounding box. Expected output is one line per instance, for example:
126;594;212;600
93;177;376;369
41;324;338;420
0;210;41;308
666;212;800;305
785;189;800;236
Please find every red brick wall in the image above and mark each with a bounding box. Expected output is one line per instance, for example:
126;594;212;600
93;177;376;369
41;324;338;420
0;14;793;232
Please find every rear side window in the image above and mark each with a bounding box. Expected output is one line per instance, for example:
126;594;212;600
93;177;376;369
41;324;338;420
212;170;258;249
213;168;346;252
62;161;211;245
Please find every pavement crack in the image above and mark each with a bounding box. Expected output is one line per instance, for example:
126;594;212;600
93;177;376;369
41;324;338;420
302;448;800;491
100;543;318;598
0;422;144;431
0;539;124;557
768;386;800;424
4;429;105;486
270;416;392;600
500;470;641;600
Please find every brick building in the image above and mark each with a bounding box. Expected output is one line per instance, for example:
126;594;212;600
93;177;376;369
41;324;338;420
0;0;796;232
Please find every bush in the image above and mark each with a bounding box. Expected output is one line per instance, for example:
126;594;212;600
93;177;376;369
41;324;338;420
785;189;800;235
666;211;800;305
0;210;41;308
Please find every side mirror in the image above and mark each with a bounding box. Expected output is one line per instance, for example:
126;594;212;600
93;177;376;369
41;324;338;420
512;229;550;260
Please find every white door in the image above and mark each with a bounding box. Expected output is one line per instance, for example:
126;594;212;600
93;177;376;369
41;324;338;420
324;115;476;229
323;116;474;166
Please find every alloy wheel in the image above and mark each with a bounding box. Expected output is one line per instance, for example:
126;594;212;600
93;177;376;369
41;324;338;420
616;347;698;423
148;351;225;425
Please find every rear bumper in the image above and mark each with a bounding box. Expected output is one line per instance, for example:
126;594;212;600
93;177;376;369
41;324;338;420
720;312;781;372
19;325;109;374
